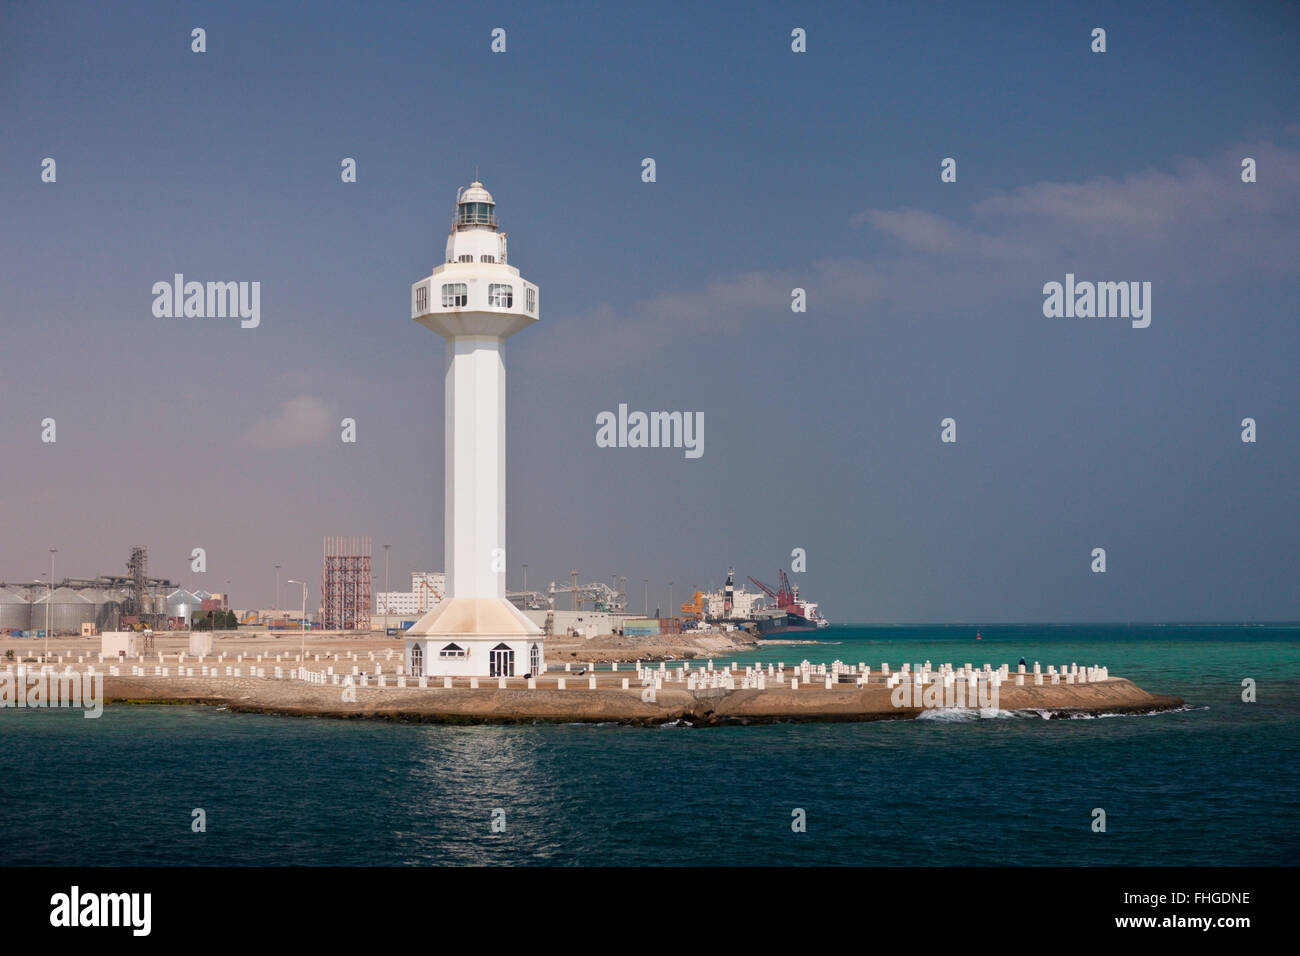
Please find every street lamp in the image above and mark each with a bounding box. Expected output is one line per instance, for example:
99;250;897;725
667;581;673;621
287;579;307;669
383;544;391;636
522;563;528;604
643;579;648;617
275;564;280;611
46;548;56;661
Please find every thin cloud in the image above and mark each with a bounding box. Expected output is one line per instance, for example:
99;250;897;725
244;395;336;448
528;136;1300;368
864;140;1300;278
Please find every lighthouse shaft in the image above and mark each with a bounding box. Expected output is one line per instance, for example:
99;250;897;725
444;335;507;600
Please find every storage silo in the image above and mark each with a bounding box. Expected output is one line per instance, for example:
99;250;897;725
79;588;124;631
166;588;201;625
31;587;95;635
100;589;126;631
0;588;31;632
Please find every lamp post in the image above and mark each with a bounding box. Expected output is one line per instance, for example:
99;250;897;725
379;546;390;634
275;564;280;611
522;563;528;605
667;581;673;622
644;579;648;617
287;579;307;669
46;548;56;661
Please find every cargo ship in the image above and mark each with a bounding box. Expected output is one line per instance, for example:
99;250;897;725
687;567;829;635
745;568;830;635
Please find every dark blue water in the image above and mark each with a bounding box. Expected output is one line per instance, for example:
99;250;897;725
2;625;1297;865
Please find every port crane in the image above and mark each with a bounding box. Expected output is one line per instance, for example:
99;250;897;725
547;571;627;612
747;569;799;610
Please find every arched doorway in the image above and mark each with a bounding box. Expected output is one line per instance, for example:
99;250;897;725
490;642;514;678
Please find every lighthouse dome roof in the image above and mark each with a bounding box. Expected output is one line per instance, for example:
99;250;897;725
459;180;494;205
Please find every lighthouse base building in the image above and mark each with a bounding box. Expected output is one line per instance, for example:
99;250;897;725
405;600;544;679
403;179;545;679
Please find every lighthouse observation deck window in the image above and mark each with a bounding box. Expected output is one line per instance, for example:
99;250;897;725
525;287;536;314
458;202;496;226
488;283;513;308
441;283;468;308
414;285;428;313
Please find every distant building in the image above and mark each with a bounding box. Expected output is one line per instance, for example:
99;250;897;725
525;608;629;639
376;571;446;616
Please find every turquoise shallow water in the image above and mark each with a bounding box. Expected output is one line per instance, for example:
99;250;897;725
1;624;1297;866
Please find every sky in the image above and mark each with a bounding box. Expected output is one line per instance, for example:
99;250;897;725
1;0;1297;622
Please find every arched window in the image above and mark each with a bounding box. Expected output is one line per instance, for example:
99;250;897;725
488;283;513;308
490;642;515;678
410;644;423;677
530;643;540;675
441;283;467;308
479;254;496;263
457;255;473;263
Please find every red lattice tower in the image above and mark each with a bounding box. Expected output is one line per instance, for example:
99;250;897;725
321;536;372;631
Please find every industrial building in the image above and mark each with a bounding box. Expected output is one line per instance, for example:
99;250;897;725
376;572;446;617
0;546;198;636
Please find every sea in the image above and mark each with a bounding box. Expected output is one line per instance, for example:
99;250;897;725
1;624;1297;866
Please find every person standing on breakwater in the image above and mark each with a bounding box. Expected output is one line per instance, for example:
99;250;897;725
1019;657;1027;667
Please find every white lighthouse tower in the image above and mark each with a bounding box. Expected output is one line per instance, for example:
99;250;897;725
405;180;544;679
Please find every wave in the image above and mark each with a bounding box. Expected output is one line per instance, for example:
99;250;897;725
1020;703;1207;720
915;703;1207;722
916;707;1014;721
